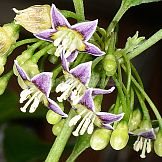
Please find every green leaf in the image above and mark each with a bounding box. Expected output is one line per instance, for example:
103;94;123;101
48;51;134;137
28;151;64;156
66;134;91;162
3;125;51;162
123;0;161;7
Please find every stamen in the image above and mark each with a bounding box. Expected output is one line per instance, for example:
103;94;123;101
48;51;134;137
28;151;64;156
146;139;151;153
20;91;40;113
57;80;78;102
140;139;147;158
72;112;91;136
139;137;143;150
69;109;87;127
69;115;81;127
55;45;64;57
29;93;42;113
133;136;140;151
87;115;96;134
20;89;32;103
80;113;93;135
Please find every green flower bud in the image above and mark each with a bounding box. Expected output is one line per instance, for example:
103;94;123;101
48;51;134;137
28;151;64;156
0;56;7;75
129;109;142;131
46;110;62;125
140;120;152;130
154;130;162;157
110;121;129;150
0;71;12;95
0;22;19;56
13;5;51;33
90;128;111;150
21;60;39;78
52;119;65;136
103;54;117;76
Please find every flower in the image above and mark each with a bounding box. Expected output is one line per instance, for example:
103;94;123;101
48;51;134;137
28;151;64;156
34;4;105;62
55;52;92;104
14;60;67;117
13;5;51;33
69;89;124;136
132;128;156;158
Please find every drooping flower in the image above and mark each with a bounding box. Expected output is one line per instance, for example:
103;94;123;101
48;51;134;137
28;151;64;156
69;88;124;136
132;128;156;158
14;60;67;117
13;5;51;33
34;4;105;62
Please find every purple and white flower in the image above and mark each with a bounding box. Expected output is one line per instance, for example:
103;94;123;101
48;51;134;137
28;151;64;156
69;88;124;136
14;60;67;117
132;128;156;158
34;4;104;62
55;52;91;104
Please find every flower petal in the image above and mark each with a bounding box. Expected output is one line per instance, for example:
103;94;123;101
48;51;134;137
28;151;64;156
34;29;55;42
31;72;52;97
92;86;115;96
14;60;30;80
72;20;98;41
47;98;68;117
60;52;69;72
85;42;105;56
96;112;124;124
66;51;78;62
102;123;114;130
138;128;156;140
79;89;95;111
70;61;92;85
51;4;70;29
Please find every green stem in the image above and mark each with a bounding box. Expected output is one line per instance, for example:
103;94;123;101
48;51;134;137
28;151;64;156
66;134;91;162
113;75;128;122
32;44;54;63
7;38;39;57
131;75;162;129
134;87;150;120
52;65;62;80
61;10;79;20
73;0;85;21
45;110;76;162
106;2;128;37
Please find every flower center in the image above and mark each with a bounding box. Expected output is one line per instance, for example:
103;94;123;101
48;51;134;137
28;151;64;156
51;27;86;58
69;109;96;136
56;72;86;104
19;86;44;113
133;136;152;158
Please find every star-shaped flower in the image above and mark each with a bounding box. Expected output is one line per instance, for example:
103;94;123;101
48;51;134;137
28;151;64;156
132;128;156;158
55;52;93;105
69;88;124;136
14;60;67;117
34;4;104;62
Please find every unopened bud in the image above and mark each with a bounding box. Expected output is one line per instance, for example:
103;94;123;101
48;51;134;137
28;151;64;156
90;128;111;150
103;54;117;76
13;5;51;33
0;71;12;95
0;22;19;56
0;56;7;75
129;109;142;131
154;130;162;157
110;121;129;150
52;119;65;136
46;109;62;125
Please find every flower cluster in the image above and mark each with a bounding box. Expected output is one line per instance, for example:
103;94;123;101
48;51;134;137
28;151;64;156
13;4;123;136
0;1;161;161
